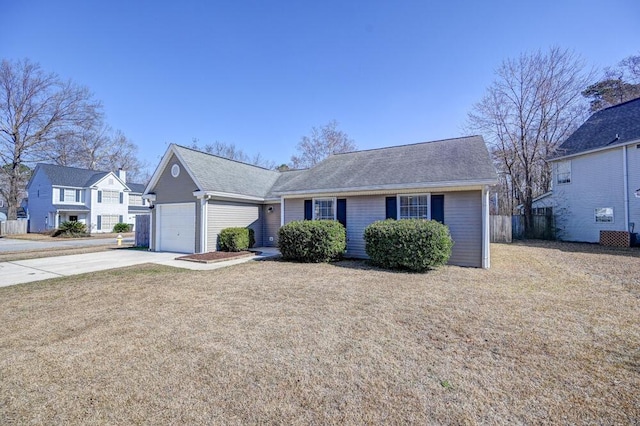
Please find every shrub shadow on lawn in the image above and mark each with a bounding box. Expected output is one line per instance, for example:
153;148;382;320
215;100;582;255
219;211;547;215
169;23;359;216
510;240;640;258
264;256;436;274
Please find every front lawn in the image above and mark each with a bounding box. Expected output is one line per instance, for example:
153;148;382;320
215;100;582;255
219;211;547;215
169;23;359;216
0;242;638;423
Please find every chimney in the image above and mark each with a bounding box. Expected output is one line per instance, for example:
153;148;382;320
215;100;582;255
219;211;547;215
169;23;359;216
118;168;126;183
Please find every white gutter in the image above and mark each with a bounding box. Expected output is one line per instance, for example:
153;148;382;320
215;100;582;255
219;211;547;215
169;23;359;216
192;190;265;202
273;179;498;197
482;186;490;269
623;145;630;232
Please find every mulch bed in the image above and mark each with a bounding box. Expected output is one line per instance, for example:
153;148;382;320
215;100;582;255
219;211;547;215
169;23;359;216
176;250;260;264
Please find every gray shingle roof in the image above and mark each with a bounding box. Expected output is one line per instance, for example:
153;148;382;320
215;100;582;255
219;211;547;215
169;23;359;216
33;163;146;190
553;97;640;158
272;136;497;194
173;145;281;198
36;164;110;187
127;183;146;194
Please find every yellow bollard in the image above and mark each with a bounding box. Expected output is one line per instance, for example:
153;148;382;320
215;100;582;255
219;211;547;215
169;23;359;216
117;234;123;246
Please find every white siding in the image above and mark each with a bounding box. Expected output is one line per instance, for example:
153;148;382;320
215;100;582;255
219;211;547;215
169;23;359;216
553;148;627;242
445;191;482;267
628;144;640;234
207;201;262;250
89;175;129;233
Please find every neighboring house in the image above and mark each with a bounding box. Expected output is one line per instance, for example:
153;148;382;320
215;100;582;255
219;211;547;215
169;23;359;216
546;97;640;242
144;136;498;268
26;164;150;233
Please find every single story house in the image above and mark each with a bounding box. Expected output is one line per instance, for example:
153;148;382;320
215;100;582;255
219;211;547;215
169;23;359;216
144;136;498;267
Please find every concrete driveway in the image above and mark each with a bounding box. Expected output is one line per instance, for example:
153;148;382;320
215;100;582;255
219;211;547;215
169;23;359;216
0;248;280;287
0;236;134;252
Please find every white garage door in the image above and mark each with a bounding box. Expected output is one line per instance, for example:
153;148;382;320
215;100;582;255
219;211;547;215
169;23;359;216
157;203;195;253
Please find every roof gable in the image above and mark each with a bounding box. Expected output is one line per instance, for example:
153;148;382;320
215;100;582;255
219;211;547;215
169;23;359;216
554;97;640;158
147;144;281;198
272;136;497;194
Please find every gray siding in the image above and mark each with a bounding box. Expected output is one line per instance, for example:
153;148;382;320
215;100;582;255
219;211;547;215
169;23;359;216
345;196;386;258
281;192;484;267
284;198;305;222
262;204;281;247
26;170;53;232
552;148;626;242
152;154;200;203
150;154;200;251
207;201;262;250
445;191;482;267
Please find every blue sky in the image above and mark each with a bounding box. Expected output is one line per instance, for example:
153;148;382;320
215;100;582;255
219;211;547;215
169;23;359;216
2;0;639;171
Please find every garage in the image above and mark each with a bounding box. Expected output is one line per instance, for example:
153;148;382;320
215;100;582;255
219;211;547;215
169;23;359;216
156;203;195;253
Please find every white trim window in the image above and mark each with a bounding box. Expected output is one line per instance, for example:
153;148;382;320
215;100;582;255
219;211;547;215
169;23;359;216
129;194;145;206
99;214;119;231
399;194;429;219
557;160;571;184
101;190;120;204
595;207;614;223
313;198;336;220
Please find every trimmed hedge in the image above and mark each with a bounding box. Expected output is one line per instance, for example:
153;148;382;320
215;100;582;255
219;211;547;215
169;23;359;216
219;227;255;252
278;220;346;262
113;223;132;233
364;219;453;271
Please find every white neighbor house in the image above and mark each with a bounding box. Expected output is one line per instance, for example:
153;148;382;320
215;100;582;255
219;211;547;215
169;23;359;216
26;164;149;233
544;98;640;242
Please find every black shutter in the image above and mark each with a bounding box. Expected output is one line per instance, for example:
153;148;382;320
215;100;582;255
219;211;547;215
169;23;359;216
431;194;444;224
337;199;347;228
97;215;102;230
97;191;102;203
304;199;312;220
119;215;123;223
60;189;64;202
75;190;80;202
119;192;124;204
385;196;397;219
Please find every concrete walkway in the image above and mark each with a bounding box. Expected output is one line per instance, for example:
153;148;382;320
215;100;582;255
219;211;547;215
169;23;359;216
0;248;280;288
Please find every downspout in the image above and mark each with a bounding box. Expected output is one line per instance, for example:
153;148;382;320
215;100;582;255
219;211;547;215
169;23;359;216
623;145;630;232
482;186;490;269
200;197;208;253
149;207;154;251
280;196;285;226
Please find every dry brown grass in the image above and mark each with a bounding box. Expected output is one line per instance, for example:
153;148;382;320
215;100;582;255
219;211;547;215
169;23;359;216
0;242;638;424
0;245;134;262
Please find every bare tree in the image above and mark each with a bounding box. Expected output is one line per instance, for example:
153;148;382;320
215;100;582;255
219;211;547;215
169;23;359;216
190;139;276;169
290;120;356;169
582;53;640;111
0;59;102;219
467;47;591;236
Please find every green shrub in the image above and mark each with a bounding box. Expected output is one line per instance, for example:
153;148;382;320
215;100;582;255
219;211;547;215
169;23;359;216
364;219;453;271
53;221;88;237
278;220;346;262
219;227;255;252
113;223;132;233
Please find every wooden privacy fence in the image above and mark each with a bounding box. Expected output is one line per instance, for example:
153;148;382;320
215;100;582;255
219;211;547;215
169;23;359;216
490;215;512;243
135;215;150;247
0;220;28;236
512;215;555;240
